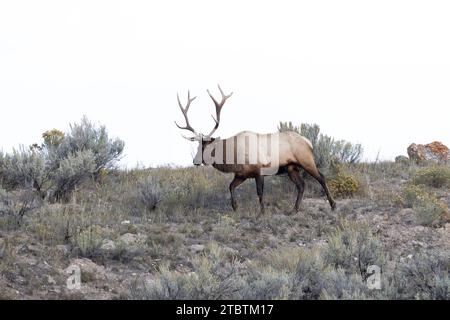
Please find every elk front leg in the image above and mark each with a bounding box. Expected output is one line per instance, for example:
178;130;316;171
229;176;246;211
302;165;337;211
316;171;337;210
255;175;265;214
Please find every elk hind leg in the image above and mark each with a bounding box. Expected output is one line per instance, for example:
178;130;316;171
287;165;305;211
255;175;265;214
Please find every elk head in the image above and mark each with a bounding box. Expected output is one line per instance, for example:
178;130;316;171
175;85;233;166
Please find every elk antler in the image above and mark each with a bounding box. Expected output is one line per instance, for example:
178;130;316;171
174;91;198;140
205;85;233;138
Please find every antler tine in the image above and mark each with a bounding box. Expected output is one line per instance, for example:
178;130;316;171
174;91;198;135
217;84;233;100
205;85;233;138
177;91;196;111
181;133;196;141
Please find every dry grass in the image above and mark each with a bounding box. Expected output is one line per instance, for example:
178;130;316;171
0;161;449;299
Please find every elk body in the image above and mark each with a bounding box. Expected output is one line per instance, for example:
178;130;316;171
175;86;336;213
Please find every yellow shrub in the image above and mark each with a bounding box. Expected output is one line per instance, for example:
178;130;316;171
401;184;448;226
329;169;360;198
42;129;65;147
98;168;109;184
401;185;432;208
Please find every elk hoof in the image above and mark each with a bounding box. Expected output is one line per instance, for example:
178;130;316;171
330;201;337;211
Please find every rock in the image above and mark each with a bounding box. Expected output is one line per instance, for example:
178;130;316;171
411;240;425;248
395;155;410;164
69;258;107;281
119;222;138;235
443;210;450;223
47;275;57;285
18;244;42;255
100;240;116;252
56;245;70;256
119;233;140;245
117;233;145;253
407;141;450;164
189;244;205;253
222;246;238;256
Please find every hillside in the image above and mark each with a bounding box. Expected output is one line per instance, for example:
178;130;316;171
1;162;449;299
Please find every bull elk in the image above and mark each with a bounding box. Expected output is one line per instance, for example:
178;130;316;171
175;85;336;213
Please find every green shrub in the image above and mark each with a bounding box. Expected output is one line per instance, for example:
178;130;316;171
29;202;110;247
29;205;76;245
389;251;449;299
52;150;97;201
259;247;305;274
323;220;384;280
412;166;450;188
290;249;326;299
289;245;378;300
74;226;104;258
0;147;48;196
128;243;244;299
401;185;431;208
147;166;231;212
136;176;163;212
278;122;363;169
129;263;195;299
50;116;124;174
89;169;168;218
0;188;41;230
319;269;369;300
0;117;124;202
238;266;291;300
413;200;448;227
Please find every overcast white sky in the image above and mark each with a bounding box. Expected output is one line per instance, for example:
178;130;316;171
1;1;449;167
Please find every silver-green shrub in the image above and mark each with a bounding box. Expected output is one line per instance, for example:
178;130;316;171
0;117;124;202
49;116;124;174
388;251;449;300
238;266;291;300
0;147;48;196
278;121;363;169
129;244;244;299
323;220;384;280
136;176;163;212
52;150;97;201
0;188;41;230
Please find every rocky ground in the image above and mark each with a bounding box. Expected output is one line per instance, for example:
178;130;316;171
0;162;449;299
